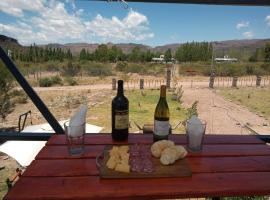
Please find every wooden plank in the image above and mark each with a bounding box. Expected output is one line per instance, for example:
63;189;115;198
36;144;270;160
5;172;270;200
36;145;105;159
23;156;270;177
46;134;264;146
188;156;270;173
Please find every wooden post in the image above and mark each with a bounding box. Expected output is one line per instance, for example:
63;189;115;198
209;75;215;88
232;76;238;87
140;79;144;89
112;78;116;90
166;66;171;89
256;76;262;87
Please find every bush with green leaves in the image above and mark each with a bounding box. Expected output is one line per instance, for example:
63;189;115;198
10;90;28;104
65;77;78;86
115;61;128;72
39;77;53;87
61;61;81;77
50;75;62;85
0;62;14;121
83;62;113;76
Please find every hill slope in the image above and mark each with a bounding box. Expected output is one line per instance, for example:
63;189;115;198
1;34;269;57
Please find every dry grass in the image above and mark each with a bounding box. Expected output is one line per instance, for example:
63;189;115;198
217;87;270;120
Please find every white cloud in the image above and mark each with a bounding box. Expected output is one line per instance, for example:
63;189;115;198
236;21;249;30
0;1;153;44
85;10;154;42
242;31;254;39
266;15;270;26
0;0;45;17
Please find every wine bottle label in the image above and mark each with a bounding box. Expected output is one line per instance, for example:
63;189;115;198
154;120;169;136
115;110;129;130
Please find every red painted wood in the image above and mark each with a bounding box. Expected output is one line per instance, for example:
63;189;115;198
36;145;104;159
36;144;270;160
5;172;270;200
46;134;264;146
23;156;270;177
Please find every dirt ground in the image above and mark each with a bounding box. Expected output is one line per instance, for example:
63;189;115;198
181;87;270;134
2;82;270;134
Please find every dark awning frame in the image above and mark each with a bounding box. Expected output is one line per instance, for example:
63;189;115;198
96;0;270;6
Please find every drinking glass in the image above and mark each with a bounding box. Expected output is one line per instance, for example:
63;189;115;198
64;121;85;156
186;120;206;152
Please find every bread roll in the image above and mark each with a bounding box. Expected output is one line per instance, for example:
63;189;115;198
159;144;188;165
160;147;177;165
173;145;188;159
151;140;175;158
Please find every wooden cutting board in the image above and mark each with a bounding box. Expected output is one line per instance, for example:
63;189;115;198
98;145;192;179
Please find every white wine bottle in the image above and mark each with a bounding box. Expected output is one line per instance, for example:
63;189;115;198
153;85;170;142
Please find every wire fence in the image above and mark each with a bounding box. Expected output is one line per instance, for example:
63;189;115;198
124;76;270;89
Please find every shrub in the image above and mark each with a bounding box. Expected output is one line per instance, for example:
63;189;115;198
65;77;78;86
50;75;62;85
261;63;270;73
83;63;113;76
116;62;128;72
39;77;53;87
0;61;14;121
10;90;28;104
126;63;142;73
61;62;80;77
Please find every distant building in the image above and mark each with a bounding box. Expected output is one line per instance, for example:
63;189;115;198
151;55;175;63
215;55;238;62
152;55;165;63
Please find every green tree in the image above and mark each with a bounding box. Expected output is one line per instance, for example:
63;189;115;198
108;45;118;62
164;49;172;63
0;62;14;121
79;48;87;60
129;47;141;62
95;44;108;62
62;61;80;77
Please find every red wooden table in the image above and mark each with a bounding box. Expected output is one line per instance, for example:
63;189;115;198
4;134;270;200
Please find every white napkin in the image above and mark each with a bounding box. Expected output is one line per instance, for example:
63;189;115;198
67;105;87;137
187;116;204;148
187;116;204;134
70;105;88;126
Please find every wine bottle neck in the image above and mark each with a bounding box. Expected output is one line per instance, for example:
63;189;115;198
160;85;166;98
117;80;124;96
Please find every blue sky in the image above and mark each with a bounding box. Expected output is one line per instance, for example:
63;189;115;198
0;0;269;46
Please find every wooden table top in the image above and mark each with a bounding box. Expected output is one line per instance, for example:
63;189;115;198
4;134;270;200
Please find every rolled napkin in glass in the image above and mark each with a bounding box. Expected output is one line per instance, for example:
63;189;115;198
64;105;87;156
186;116;206;152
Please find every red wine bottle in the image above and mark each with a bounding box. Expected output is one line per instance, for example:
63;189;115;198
111;80;129;141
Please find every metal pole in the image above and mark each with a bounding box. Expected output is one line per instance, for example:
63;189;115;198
0;46;64;134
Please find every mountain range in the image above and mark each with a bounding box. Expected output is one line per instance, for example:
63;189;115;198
1;34;269;56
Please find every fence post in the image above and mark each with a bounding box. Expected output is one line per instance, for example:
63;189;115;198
256;76;261;87
112;78;116;90
166;67;171;89
209;75;215;88
232;76;238;87
140;79;144;89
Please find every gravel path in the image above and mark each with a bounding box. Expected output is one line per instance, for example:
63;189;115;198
182;87;270;135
